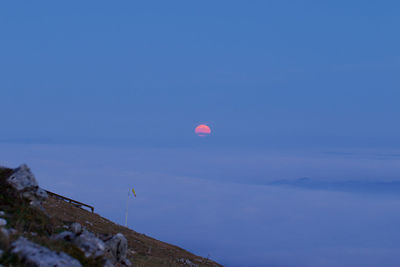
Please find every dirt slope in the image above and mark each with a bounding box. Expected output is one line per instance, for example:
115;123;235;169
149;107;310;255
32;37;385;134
43;195;222;267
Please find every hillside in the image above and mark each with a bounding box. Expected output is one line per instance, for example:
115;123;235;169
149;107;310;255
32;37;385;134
43;194;221;266
0;165;222;267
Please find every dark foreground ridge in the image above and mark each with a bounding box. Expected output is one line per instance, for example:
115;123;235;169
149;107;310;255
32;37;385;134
0;164;223;267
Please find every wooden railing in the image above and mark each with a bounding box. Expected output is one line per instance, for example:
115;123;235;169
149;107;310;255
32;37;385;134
45;190;94;213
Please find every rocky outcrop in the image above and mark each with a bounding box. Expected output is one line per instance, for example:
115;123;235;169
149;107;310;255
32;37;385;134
11;237;82;267
105;233;128;261
103;233;131;266
6;164;48;208
0;165;136;266
74;229;106;258
53;223;131;266
54;229;105;258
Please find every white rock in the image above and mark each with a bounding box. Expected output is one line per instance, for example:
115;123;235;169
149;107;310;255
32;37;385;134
6;164;48;207
0;211;5;216
7;164;39;191
71;222;83;234
53;229;107;259
52;231;76;242
11;237;82;267
73;229;105;258
0;218;6;227
105;233;128;262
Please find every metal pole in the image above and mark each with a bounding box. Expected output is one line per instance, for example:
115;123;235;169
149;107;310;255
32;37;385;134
125;189;130;227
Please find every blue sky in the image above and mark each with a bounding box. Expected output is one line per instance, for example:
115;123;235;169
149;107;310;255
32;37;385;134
1;1;400;266
1;1;400;147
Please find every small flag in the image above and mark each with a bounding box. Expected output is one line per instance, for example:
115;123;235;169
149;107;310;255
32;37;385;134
132;188;136;197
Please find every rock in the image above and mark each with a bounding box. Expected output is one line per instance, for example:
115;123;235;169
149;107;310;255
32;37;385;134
6;164;48;207
99;233;113;242
35;187;48;199
123;257;131;265
101;233;131;266
103;259;115;267
70;222;83;234
52;228;131;266
53;229;107;259
0;218;6;227
73;229;105;258
0;211;5;216
53;231;76;242
11;237;82;267
177;258;198;267
7;164;39;191
104;233;128;262
0;228;8;240
120;258;132;266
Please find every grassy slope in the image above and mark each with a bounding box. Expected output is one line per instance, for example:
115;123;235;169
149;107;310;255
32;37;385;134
43;196;222;267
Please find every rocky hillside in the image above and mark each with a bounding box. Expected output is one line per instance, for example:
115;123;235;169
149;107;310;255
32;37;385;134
0;165;222;267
